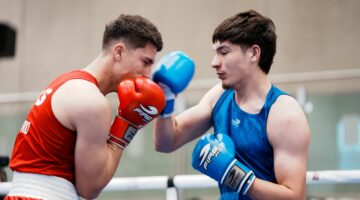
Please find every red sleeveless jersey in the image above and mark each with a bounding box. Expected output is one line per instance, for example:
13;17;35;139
9;70;98;183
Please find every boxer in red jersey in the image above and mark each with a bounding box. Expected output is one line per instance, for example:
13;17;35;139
6;14;164;200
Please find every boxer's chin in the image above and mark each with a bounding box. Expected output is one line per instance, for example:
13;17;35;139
221;82;231;90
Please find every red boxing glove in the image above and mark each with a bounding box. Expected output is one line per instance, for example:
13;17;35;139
108;76;166;149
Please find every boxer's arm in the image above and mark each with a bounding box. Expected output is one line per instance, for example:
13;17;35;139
54;80;122;199
154;84;224;152
74;95;121;199
247;95;310;200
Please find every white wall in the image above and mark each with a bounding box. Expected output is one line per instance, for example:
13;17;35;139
1;0;360;94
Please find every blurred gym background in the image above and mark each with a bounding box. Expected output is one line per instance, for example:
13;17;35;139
1;0;360;199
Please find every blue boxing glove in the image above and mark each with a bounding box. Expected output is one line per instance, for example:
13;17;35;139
152;51;195;118
192;133;256;195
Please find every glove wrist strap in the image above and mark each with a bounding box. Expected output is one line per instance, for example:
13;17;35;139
221;159;255;195
240;173;255;195
108;116;139;149
157;82;176;118
160;99;175;118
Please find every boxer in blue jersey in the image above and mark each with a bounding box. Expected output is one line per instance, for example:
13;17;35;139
153;10;310;200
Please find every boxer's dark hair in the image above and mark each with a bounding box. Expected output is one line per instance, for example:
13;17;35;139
103;14;163;51
213;10;276;74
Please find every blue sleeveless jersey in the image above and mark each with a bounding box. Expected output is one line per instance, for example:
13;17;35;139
212;85;287;200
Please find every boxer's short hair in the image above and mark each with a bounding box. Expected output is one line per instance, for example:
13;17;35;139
213;10;277;74
103;14;163;51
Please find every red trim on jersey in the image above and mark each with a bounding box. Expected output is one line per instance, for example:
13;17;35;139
5;196;42;200
9;70;98;183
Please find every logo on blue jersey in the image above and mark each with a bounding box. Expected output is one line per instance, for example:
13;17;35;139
231;119;241;127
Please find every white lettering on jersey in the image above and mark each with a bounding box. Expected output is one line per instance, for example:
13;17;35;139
20;120;31;135
35;88;53;106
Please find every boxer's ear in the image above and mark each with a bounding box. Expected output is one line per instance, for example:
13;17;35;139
247;44;261;63
113;42;126;61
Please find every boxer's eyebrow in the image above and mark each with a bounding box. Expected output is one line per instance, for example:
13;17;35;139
216;45;229;52
144;57;154;65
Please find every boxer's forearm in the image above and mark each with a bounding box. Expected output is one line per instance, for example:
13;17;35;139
75;143;123;199
153;117;178;153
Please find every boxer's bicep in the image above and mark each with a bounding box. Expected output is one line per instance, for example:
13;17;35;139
268;96;310;198
72;91;113;198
